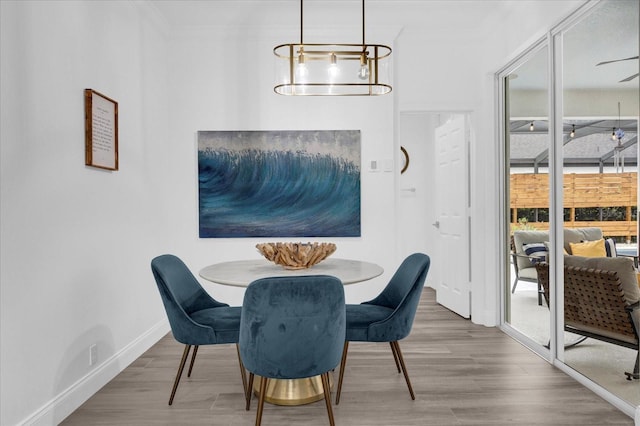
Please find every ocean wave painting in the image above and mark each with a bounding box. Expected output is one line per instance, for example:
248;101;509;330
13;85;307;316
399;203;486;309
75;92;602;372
198;130;361;238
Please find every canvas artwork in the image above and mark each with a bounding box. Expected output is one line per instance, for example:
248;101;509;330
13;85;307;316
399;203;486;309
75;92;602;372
198;130;361;238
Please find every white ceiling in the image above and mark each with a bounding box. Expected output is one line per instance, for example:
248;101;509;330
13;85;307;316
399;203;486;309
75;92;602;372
147;0;511;36
148;0;638;91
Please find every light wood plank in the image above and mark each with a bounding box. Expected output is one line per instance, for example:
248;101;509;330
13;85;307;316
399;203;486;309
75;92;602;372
61;288;633;425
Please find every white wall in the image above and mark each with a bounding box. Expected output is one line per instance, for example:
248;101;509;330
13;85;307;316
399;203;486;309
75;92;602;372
0;1;170;425
0;1;586;425
164;23;397;307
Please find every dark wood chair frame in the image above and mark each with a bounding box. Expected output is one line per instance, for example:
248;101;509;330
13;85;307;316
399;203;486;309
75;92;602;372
536;262;639;380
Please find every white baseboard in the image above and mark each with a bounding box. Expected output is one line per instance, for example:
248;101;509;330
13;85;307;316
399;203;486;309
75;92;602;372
635;404;639;426
19;320;169;426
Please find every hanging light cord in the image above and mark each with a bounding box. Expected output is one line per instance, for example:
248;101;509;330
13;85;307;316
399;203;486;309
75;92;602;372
362;0;365;46
300;0;368;51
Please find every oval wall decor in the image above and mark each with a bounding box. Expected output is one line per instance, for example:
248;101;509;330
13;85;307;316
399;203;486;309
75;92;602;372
400;146;410;174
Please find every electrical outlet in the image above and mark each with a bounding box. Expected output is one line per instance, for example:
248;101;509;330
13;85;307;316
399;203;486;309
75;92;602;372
89;344;97;366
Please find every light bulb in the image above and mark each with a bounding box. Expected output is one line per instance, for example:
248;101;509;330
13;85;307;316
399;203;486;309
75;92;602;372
328;53;339;78
358;64;369;80
570;125;575;138
296;63;308;77
611;128;617;141
296;52;308;79
358;54;369;80
296;64;308;79
529;122;534;132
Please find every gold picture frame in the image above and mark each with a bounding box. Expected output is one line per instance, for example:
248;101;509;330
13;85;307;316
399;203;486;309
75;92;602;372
84;89;118;170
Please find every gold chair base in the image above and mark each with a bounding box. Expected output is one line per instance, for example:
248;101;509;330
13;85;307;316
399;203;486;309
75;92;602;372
253;373;333;406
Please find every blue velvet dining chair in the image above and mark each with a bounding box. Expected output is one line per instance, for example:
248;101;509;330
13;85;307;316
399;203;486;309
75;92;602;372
239;275;345;426
335;253;430;404
151;254;246;405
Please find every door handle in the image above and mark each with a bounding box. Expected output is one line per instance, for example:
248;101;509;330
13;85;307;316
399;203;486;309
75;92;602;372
432;221;440;229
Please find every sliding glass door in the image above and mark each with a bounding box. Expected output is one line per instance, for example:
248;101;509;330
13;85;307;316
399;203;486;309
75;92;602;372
501;0;639;412
559;0;639;408
503;44;551;350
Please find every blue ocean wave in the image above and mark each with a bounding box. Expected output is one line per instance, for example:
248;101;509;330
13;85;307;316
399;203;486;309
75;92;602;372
198;149;361;237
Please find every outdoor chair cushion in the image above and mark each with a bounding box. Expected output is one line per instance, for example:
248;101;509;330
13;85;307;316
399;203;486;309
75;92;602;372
569;239;607;257
523;242;548;264
605;238;618;257
513;227;604;272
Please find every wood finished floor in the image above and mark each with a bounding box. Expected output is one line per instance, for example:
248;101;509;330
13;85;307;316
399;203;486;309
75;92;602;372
62;288;633;425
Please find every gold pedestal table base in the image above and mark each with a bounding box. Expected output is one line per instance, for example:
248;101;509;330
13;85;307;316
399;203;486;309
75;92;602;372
252;373;333;406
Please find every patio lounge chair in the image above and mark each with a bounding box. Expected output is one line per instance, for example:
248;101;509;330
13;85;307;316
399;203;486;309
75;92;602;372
535;256;639;380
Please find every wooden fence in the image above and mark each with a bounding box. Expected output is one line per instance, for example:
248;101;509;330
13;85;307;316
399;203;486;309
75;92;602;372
510;172;637;241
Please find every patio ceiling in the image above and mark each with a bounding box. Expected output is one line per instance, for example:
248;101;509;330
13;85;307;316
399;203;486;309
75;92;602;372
510;119;638;170
507;1;638;172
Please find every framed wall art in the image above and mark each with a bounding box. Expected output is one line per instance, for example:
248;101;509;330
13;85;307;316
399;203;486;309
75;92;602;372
198;130;361;238
84;89;118;170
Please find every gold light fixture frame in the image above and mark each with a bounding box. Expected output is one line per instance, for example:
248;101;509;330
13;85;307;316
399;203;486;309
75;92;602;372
274;0;392;96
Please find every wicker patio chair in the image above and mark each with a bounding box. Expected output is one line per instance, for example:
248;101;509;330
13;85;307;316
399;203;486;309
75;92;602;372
535;261;639;380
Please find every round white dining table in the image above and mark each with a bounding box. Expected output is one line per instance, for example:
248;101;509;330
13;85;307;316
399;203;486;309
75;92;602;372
199;258;384;287
198;257;384;406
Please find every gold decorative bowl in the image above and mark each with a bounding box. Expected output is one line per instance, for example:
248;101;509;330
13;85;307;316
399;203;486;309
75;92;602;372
256;242;337;270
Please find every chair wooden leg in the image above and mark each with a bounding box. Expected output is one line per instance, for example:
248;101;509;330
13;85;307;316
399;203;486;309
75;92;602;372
335;342;349;405
255;376;268;426
236;344;248;398
389;341;401;373
321;372;336;426
246;373;255;411
169;344;192;405
187;345;199;377
392;341;415;400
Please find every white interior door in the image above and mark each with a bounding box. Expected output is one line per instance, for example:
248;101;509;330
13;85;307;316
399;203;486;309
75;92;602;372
434;114;470;318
